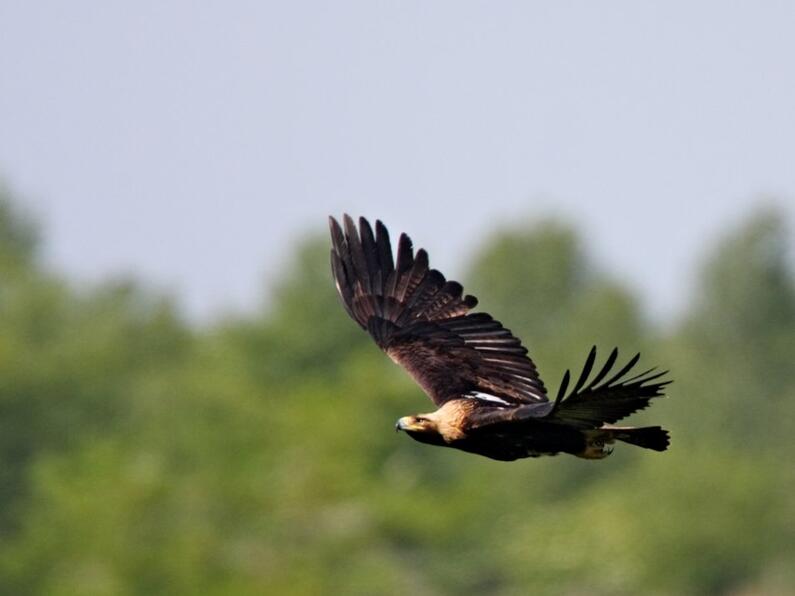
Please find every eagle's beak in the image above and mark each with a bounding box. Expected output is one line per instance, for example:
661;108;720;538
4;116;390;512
395;417;410;432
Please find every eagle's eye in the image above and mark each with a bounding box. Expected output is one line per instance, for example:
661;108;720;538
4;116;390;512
415;417;426;423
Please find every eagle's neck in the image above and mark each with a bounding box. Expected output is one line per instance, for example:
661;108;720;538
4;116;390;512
426;399;476;442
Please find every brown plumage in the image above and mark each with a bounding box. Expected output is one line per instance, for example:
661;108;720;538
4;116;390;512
329;215;671;461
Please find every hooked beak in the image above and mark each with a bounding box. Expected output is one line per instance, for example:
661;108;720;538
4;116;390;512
395;417;412;432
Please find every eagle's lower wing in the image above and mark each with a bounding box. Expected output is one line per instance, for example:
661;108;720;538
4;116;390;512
330;215;547;406
547;346;670;428
466;347;670;430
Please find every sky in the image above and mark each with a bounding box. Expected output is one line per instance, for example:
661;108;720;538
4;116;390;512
1;2;794;322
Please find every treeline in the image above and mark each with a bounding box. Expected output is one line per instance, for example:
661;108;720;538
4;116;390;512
0;187;793;595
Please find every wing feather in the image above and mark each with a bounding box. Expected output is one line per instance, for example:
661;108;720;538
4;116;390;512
549;348;670;428
329;215;547;406
358;216;381;294
375;220;395;283
585;347;618;389
343;214;371;295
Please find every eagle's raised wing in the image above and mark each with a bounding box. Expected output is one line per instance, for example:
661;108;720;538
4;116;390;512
330;215;548;406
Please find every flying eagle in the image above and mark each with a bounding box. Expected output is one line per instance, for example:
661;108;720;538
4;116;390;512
329;215;670;461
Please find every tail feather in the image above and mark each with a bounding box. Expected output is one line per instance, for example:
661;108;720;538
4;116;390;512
607;425;670;452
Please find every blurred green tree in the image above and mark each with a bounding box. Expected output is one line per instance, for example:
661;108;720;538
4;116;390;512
0;185;38;274
0;188;192;538
217;236;369;387
670;207;795;445
0;187;792;595
466;219;646;385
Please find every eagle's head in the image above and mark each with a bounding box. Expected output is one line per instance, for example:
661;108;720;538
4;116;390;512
395;414;436;433
395;415;448;446
395;402;472;445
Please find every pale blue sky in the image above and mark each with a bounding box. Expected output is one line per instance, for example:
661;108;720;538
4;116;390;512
2;2;794;321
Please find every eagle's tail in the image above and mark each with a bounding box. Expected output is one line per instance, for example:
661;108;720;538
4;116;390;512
578;425;670;459
606;425;670;451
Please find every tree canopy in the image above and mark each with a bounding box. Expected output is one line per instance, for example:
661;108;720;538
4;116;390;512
0;189;793;595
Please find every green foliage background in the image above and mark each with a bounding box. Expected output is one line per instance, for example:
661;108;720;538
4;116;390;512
1;186;793;595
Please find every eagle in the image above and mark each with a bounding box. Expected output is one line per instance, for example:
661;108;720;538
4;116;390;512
329;215;670;461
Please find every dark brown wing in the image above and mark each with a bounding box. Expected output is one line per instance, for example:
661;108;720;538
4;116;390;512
330;214;547;406
546;346;671;428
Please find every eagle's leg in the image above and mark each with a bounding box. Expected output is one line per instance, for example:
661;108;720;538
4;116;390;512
575;430;616;459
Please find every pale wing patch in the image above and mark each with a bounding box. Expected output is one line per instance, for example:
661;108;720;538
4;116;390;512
466;391;511;406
